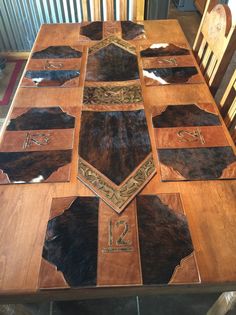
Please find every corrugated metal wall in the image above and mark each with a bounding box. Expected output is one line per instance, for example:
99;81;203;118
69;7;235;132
0;0;143;51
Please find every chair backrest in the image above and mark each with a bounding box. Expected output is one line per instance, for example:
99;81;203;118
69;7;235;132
81;0;145;21
193;0;236;95
219;69;236;143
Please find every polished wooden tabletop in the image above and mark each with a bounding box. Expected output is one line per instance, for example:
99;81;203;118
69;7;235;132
0;20;236;303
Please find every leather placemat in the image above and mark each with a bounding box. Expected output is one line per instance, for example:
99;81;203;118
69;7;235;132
0;106;76;184
39;193;200;289
152;103;236;181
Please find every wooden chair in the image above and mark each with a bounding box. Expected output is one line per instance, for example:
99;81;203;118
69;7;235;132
219;69;236;143
194;0;207;15
193;0;236;95
81;0;145;21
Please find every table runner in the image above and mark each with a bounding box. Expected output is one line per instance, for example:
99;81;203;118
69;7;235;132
77;36;156;213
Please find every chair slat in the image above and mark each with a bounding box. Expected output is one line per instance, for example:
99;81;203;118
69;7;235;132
219;70;236;142
197;37;207;61
221;88;235;118
200;45;212;73
225;100;236;127
135;0;145;20
229;113;236;142
106;0;114;20
205;54;217;79
81;0;144;22
120;0;127;20
93;0;102;20
82;0;88;21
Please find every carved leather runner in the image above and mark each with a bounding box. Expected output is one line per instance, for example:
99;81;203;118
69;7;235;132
78;36;156;213
83;84;143;106
152;104;236;181
0;107;76;184
39;194;200;289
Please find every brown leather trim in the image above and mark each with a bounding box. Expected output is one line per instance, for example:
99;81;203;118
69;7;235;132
169;253;200;284
39;258;69;289
97;200;142;286
50;196;77;220
45;161;72;183
84;80;141;87
221;161;236;179
103;21;122;38
154;126;229;149
82;104;144;112
159;162;186;181
26;58;81;71
142;55;195;69
0;129;74;152
157;193;184;215
196;103;218;115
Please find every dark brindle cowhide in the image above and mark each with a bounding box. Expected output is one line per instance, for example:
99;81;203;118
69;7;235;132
140;43;190;57
152;104;221;128
144;67;198;84
121;21;145;40
158;147;236;180
80;22;103;40
7;107;75;131
32;46;82;59
86;44;139;82
24;70;80;86
79;110;151;185
136;195;194;284
43;197;99;287
0;150;72;183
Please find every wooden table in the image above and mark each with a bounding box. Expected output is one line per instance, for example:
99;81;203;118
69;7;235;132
0;20;236;303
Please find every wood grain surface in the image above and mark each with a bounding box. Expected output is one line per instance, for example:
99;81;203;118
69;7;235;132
0;20;235;301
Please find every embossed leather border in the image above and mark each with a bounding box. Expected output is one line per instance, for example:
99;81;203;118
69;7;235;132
83;84;143;106
77;153;156;213
88;35;137;55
